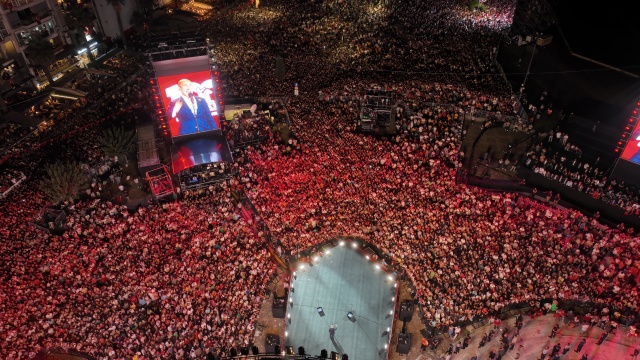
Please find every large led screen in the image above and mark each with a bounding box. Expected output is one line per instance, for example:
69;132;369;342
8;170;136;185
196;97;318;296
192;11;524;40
152;56;221;138
170;136;233;173
620;121;640;165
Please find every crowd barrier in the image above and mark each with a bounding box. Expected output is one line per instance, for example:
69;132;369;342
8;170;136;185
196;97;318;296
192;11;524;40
211;351;357;359
34;348;97;360
232;190;289;269
0;171;26;199
517;168;640;229
423;297;636;354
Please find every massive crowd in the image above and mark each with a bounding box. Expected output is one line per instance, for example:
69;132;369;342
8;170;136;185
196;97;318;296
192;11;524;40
515;90;640;214
222;101;289;149
244;90;640;327
525;130;640;214
1;0;639;359
1;187;275;359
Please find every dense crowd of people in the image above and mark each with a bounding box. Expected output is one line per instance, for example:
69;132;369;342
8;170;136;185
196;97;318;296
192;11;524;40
519;90;640;214
525;129;640;215
243;90;640;325
1;0;639;359
1;188;275;359
222;101;289;149
0;53;145;168
0;122;30;153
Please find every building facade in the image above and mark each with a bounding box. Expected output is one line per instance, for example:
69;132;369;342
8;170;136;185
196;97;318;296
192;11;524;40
91;0;136;42
0;0;139;90
0;0;71;88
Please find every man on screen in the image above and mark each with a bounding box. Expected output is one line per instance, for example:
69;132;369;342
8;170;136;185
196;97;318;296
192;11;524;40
167;79;217;136
623;127;640;164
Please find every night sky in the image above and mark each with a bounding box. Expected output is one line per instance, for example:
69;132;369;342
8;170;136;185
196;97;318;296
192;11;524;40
557;1;640;71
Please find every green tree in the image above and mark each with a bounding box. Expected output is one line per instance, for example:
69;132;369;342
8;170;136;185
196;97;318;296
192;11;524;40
39;161;87;204
105;0;129;49
135;0;156;18
98;126;136;165
25;34;55;85
468;0;486;11
139;0;156;12
64;5;97;63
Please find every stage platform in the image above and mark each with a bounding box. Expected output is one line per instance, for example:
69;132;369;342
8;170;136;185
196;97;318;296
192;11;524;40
285;244;395;360
170;132;233;173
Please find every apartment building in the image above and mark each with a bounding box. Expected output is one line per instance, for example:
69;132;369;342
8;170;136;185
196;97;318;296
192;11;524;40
0;0;71;88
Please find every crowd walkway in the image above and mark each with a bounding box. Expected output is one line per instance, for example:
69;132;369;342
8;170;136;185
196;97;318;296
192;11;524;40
405;313;640;360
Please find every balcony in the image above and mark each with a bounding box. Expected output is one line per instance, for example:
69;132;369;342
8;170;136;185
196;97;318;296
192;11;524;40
0;23;8;39
5;1;52;31
9;12;52;32
1;0;46;13
15;18;56;47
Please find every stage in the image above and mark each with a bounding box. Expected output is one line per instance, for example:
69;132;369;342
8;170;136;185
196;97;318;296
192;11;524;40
285;243;395;360
170;133;233;173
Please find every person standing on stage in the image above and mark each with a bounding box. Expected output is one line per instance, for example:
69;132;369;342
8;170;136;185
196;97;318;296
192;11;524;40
168;79;217;136
329;324;336;340
421;337;428;351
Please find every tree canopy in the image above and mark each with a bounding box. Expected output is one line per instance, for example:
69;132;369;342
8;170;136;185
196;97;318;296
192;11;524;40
39;161;87;204
25;34;54;68
98;126;136;158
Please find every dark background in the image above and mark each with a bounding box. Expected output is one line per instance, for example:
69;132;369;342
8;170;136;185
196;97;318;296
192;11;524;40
498;0;640;175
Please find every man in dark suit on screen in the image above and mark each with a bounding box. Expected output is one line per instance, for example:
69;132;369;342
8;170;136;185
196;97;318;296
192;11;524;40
167;79;217;136
628;127;640;164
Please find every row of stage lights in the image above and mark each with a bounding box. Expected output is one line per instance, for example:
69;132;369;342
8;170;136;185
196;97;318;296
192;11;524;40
282;347;350;359
286;239;397;355
147;78;170;138
294;240;398;284
615;101;640;154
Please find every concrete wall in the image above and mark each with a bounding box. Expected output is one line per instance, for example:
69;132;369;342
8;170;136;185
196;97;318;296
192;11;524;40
92;0;138;39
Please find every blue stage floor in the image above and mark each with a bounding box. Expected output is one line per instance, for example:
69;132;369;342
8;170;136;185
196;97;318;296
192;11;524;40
285;243;395;360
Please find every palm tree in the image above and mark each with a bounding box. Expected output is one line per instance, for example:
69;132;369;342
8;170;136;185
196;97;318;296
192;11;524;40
130;10;151;34
25;34;55;85
98;126;136;165
105;0;128;49
39;161;87;204
136;0;156;17
64;5;97;63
